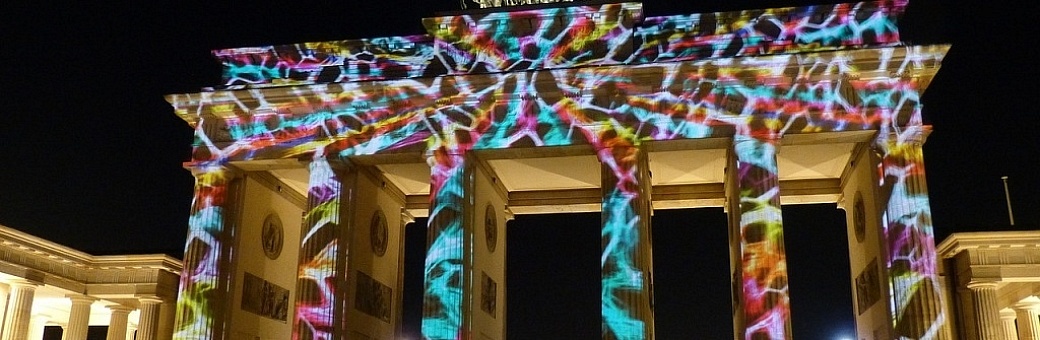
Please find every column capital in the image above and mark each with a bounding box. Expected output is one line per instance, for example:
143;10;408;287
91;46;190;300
966;280;1000;290
1001;308;1018;320
187;161;242;178
66;294;97;305
7;279;42;289
136;295;165;305
107;304;135;314
1015;296;1040;311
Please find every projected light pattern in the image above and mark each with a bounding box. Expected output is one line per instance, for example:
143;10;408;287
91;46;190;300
173;46;945;163
423;149;467;339
599;146;650;339
174;164;234;339
733;135;791;339
215;35;434;88
876;126;946;338
216;1;907;88
169;1;950;338
293;157;345;340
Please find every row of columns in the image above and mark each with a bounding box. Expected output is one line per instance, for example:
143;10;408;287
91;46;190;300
0;280;167;340
971;284;1040;340
172;132;947;340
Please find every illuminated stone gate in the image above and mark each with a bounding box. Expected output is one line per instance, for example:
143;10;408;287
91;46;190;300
164;1;952;339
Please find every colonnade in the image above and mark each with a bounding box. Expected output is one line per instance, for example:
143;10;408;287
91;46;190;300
977;294;1040;340
171;129;952;339
0;280;172;340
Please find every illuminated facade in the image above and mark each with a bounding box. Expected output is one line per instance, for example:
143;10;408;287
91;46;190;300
165;1;952;339
0;224;181;339
937;231;1040;340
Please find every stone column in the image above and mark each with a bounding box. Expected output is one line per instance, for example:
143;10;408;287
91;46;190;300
107;305;133;340
1001;308;1020;340
598;146;655;339
421;148;471;340
27;314;49;340
967;281;1003;339
0;283;9;336
136;297;163;340
126;326;137;340
174;164;243;340
1;280;39;340
1015;296;1040;340
157;301;174;340
292;156;356;339
63;295;96;340
727;134;793;340
875;128;951;339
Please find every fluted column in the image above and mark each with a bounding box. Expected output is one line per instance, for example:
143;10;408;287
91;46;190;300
1015;296;1040;340
174;164;243;340
136;297;163;340
422;148;471;340
967;281;1003;339
1001;308;1020;340
875;129;950;339
1;281;39;340
598;146;655;339
0;283;9;336
291;156;356;340
62;295;96;340
728;134;792;340
27;314;49;340
107;305;133;340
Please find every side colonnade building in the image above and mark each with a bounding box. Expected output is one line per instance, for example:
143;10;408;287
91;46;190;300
163;1;953;339
0;224;181;339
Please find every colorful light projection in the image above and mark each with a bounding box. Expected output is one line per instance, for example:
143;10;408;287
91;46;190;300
174;165;237;339
215;1;907;88
214;35;434;88
422;148;468;339
876;125;947;338
293;156;348;340
169;2;950;339
598;146;652;339
732;134;792;339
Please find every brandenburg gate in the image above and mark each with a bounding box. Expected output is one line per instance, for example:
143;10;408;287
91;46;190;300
165;1;951;339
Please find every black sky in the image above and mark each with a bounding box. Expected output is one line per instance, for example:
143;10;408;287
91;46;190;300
2;0;1038;339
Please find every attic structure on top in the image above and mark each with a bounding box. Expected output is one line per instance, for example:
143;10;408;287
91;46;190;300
165;1;951;339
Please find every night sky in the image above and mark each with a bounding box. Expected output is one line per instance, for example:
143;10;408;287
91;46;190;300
2;0;1037;339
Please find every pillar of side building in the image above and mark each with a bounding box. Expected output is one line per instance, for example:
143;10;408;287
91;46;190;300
292;156;357;339
0;283;8;336
725;134;792;340
173;164;244;339
157;299;175;340
136;297;163;340
470;152;508;340
1015;296;1040;340
422;147;472;340
1000;308;1019;340
341;162;407;339
64;295;96;340
966;281;1002;339
598;145;655;340
107;305;133;340
1;280;39;340
875;129;951;339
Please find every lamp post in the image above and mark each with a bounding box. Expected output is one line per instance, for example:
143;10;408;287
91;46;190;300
1001;176;1015;226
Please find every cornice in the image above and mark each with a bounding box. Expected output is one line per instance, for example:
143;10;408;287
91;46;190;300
0;224;183;288
937;230;1040;258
